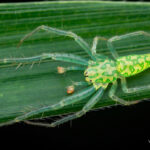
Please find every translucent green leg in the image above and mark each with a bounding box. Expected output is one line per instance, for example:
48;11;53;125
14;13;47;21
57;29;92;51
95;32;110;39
57;66;86;74
71;81;89;86
67;81;90;94
91;36;119;60
107;31;150;60
0;53;88;66
121;77;150;93
57;66;89;88
109;81;139;105
25;82;91;126
64;66;86;72
57;66;89;87
107;40;119;60
91;36;107;55
18;25;96;60
109;31;150;42
12;86;96;123
50;87;104;127
25;87;104;127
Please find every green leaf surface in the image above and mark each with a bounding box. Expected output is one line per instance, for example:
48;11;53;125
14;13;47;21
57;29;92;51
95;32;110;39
0;1;150;125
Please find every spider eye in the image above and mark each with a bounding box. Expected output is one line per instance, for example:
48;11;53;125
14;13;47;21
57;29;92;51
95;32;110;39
84;72;88;77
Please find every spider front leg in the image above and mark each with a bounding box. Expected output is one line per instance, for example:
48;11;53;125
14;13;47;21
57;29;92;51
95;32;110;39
109;81;139;105
121;77;150;93
0;53;88;66
18;25;96;60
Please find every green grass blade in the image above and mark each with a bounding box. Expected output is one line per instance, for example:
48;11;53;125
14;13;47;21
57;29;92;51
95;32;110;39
0;1;150;124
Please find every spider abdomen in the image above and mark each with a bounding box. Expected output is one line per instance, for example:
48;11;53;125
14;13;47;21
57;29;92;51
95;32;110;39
117;54;150;77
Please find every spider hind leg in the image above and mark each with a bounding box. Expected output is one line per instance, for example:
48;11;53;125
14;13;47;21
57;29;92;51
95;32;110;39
109;81;139;105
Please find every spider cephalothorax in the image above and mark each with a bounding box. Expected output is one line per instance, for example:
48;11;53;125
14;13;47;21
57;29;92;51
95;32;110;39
84;59;118;89
1;26;149;128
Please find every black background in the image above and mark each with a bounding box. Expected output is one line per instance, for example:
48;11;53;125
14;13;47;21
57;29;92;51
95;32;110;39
0;102;150;148
0;0;150;148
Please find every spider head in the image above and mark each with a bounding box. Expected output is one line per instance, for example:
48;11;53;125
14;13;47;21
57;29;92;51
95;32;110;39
84;67;97;84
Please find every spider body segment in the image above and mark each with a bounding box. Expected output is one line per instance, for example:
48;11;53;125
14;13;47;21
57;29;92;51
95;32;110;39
1;26;150;127
85;58;118;89
85;54;150;89
117;54;150;77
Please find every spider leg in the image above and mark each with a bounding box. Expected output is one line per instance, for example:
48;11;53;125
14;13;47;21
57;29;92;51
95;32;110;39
91;36;119;60
107;31;150;60
66;81;90;95
109;81;139;105
57;66;86;74
121;77;150;93
71;81;89;86
18;25;95;60
109;31;150;42
57;65;89;91
26;83;91;126
0;53;88;66
63;66;86;72
91;36;107;55
107;38;119;60
24;86;105;127
0;86;96;127
50;87;104;127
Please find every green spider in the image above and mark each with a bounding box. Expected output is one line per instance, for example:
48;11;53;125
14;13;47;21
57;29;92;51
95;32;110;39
1;25;150;127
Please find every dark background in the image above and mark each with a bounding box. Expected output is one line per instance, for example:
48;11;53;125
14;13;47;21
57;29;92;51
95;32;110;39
0;0;150;148
1;102;150;148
